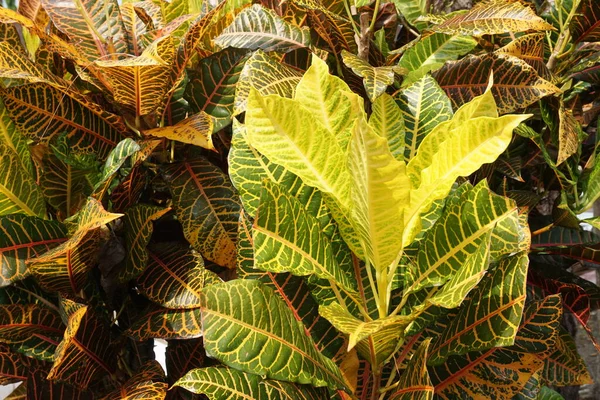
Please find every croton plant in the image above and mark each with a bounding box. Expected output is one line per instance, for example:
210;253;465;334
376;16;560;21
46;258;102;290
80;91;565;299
0;0;598;398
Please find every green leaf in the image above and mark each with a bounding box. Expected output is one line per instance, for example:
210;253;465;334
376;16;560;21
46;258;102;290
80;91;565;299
127;306;202;340
347;116;409;270
341;50;395;101
233;50;302;116
0;82;127;159
398;33;477;87
10;334;59;362
185;48;249;129
254;180;355;291
396;75;453;160
0;142;45;217
431;294;563;399
120;204;170;282
215;4;311;53
428;0;554;35
389;338;433;400
541;328;593;386
577;155;600;213
391;0;429;28
368;93;405;162
175;367;328;399
238;213;346;361
570;0;600;42
0;97;32;175
229;120;331;226
428;252;528;365
27;229;104;296
93;137;141;195
434;53;560;114
138;243;221;309
245;87;352;209
0;214;67;286
404;181;525;295
200;279;348;391
164;159;241;268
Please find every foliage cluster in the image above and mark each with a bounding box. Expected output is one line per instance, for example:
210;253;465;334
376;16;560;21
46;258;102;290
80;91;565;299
0;0;599;399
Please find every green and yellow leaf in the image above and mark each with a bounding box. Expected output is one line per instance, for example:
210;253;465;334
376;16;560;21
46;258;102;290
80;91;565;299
428;0;554;35
215;4;311;53
138;243;220;309
164;159;241;268
200;279;348;391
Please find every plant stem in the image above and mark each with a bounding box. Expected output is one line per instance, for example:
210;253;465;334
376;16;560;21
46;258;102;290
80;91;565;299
376;268;388;319
369;0;381;32
370;368;382;400
16;286;60;313
365;259;381;315
344;0;360;36
531;223;554;236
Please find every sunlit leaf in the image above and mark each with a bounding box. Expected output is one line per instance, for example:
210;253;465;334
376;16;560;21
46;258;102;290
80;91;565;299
233;50;302;116
368;93;405;162
434;53;559;114
396;75;453;160
164;159;241;268
403;86;529;246
95;37;177;116
398;33;477;87
200;279;348;391
40;0;129;60
428;252;528;365
0;82;127;159
245;87;352;209
347;116;409;270
428;0;554;35
215;4;311;53
495;33;550;79
342;51;395;101
143;112;214;149
254;180;355;291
